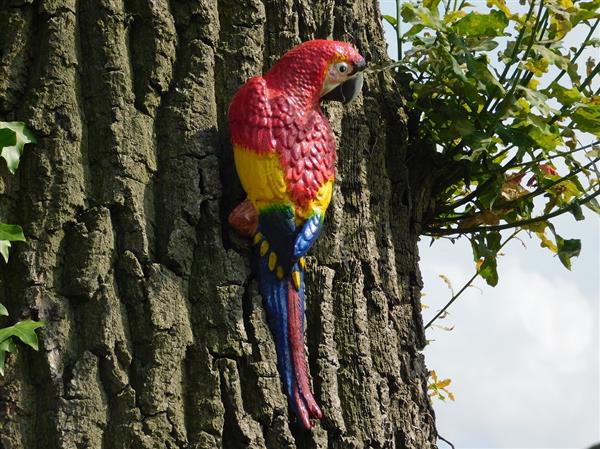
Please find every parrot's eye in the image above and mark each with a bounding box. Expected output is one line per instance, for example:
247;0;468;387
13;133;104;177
336;62;349;74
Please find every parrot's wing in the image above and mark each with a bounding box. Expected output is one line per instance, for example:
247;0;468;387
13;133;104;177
228;76;276;153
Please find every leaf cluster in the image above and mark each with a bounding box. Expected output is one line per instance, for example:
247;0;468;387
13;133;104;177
383;0;600;285
0;122;43;375
428;369;455;401
0;122;35;263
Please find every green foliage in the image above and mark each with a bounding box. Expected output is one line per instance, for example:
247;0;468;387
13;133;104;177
0;121;43;376
0;223;26;263
383;0;600;285
0;121;36;174
0;122;33;263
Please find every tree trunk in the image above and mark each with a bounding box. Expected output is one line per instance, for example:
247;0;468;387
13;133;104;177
0;0;437;448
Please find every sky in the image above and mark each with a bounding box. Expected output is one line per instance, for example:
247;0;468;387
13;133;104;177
378;1;600;448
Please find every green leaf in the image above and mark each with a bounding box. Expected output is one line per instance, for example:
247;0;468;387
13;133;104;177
0;337;15;376
555;235;581;270
569;203;585;221
0;224;25;262
0;319;45;350
0;223;25;242
424;0;442;11
0;241;9;263
453;10;508;37
571;0;600;24
383;15;397;26
531;45;571;71
571;97;600;137
479;255;499;286
515;86;557;116
0;303;7;316
486;231;502;252
0;337;16;353
584;197;600;215
0;128;16;148
0;122;36;174
549;83;582;106
401;3;443;30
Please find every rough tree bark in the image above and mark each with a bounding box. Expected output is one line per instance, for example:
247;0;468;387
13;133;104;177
0;0;438;448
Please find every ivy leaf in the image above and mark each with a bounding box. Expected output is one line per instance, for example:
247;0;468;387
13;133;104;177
0;128;16;149
0;338;16;353
0;223;25;263
0;337;18;376
0;320;45;351
0;122;36;174
0;241;10;264
0;303;7;317
0;223;25;242
0;347;5;376
453;10;508;37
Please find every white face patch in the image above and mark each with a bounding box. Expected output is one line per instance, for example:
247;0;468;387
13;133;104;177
320;61;354;97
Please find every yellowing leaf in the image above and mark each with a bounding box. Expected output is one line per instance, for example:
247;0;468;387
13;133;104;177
516;97;531;113
436;378;452;388
486;0;512;17
444;10;468;24
535;231;558;252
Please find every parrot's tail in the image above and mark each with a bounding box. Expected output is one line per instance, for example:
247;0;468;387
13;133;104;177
257;257;323;429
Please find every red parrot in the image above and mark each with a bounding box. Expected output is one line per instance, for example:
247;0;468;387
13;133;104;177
228;40;365;429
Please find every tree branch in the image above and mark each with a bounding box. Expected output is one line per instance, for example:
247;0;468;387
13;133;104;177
425;188;600;236
424;230;521;329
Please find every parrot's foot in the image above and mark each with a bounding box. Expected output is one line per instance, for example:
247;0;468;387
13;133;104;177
288;283;323;429
229;199;257;236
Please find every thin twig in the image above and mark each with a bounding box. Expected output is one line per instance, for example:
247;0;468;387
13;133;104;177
424;230;521;329
438;434;456;449
396;0;403;60
426;188;600;235
433;154;600;223
550;18;599;87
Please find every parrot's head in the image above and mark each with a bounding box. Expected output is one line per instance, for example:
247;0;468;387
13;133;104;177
265;40;366;106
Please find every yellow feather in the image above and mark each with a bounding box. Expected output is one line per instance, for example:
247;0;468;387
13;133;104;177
276;266;284;279
253;232;263;245
233;145;289;210
260;240;269;256
268;252;277;271
299;257;306;270
291;271;301;290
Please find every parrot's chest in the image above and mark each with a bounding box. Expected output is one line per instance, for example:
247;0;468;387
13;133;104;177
275;110;336;213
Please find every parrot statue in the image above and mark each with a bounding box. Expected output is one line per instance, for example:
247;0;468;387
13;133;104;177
227;40;365;429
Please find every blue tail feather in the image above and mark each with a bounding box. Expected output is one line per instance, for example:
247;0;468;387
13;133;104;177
257;255;294;406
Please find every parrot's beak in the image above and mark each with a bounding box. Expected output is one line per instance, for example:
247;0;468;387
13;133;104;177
321;58;366;104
